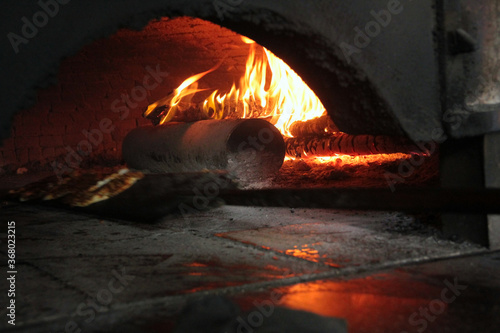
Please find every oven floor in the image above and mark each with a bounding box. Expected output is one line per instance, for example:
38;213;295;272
0;201;498;332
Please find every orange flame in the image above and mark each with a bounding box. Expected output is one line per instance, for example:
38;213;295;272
144;64;219;124
286;153;418;165
149;37;326;136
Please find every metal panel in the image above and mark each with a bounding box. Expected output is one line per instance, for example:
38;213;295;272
444;0;500;138
439;136;489;246
485;131;500;250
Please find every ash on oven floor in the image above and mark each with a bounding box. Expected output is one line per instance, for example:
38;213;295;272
0;203;498;333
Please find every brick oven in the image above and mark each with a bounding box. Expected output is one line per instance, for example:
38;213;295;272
1;1;500;332
1;0;499;243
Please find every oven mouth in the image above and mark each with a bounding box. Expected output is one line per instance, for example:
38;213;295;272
1;4;499;332
0;16;438;195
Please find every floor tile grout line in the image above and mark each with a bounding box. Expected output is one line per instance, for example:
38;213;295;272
99;247;494;313
23;261;99;300
5;248;495;331
204;230;335;270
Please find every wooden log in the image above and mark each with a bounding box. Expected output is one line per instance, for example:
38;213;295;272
285;133;423;157
144;100;272;126
288;115;339;137
144;103;211;125
123;119;286;185
171;105;211;123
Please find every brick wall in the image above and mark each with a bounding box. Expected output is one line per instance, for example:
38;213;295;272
0;17;250;175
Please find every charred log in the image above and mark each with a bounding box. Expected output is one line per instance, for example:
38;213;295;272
285;133;422;157
144;103;211;126
123;119;286;185
288;115;339;137
144;101;271;126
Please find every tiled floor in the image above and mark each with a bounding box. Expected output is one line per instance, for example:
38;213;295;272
0;201;498;332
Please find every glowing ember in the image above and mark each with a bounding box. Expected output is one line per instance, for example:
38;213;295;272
287;153;419;166
147;37;326;136
276;151;438;189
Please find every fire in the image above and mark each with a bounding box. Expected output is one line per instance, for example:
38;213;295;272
284;152;421;171
290;153;418;165
148;37;326;136
144;65;218;125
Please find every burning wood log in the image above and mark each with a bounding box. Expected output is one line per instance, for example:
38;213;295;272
288;115;339;137
122;119;286;185
144;100;268;126
285;133;422;157
145;104;211;125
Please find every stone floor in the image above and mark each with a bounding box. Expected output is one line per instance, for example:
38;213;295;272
0;200;499;332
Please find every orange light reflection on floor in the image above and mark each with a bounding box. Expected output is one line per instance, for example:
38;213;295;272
273;273;445;333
